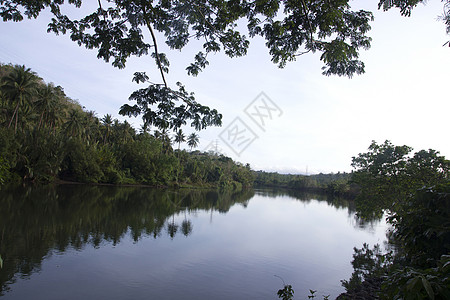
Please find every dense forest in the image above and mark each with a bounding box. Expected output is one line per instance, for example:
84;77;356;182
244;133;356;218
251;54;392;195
0;63;253;190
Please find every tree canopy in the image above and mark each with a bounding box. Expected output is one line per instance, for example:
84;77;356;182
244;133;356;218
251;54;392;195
1;0;448;129
0;63;255;187
351;140;450;218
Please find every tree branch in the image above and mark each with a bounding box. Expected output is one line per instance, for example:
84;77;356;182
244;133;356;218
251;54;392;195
294;49;312;56
193;3;222;40
300;0;314;43
97;0;106;21
141;2;168;88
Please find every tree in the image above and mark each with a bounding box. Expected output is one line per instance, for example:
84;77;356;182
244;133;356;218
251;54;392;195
1;0;381;130
174;129;186;151
154;126;172;154
35;83;56;130
172;129;186;183
1;65;39;133
83;110;100;142
4;1;449;131
351;140;450;218
0;1;378;75
342;142;450;300
406;149;450;186
101;114;113;144
44;85;66;133
388;184;450;267
187;133;199;150
117;120;135;144
351;140;413;213
64;109;84;138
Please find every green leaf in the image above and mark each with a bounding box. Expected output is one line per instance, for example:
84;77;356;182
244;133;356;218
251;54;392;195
442;261;450;273
406;276;420;292
421;277;434;300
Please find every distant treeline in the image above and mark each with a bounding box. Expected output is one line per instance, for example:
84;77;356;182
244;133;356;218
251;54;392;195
0;63;253;189
253;171;357;197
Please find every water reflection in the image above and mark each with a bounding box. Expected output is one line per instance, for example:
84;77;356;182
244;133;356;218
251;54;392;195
0;185;254;295
255;188;382;230
0;185;385;299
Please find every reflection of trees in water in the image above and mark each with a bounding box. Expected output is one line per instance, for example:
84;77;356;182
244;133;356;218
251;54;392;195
167;217;179;239
0;185;254;295
255;188;383;228
181;219;193;236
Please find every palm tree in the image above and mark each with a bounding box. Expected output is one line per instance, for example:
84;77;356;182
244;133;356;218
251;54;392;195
101;114;113;144
110;119;135;144
173;129;186;182
46;104;64;135
12;103;36;134
1;65;39;133
187;132;199;150
119;120;135;144
64;109;84;138
84;110;99;142
174;129;186;151
155;126;172;153
45;85;66;134
35;83;57;130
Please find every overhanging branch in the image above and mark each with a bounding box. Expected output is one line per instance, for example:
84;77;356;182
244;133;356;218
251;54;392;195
141;2;168;88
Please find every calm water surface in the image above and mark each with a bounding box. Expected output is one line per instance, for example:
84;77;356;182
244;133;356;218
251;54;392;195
0;185;386;299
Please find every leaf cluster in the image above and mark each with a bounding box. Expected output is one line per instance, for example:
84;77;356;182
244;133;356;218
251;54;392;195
120;73;222;131
381;254;450;300
350;140;450;217
3;1;449;130
1;0;376;78
277;284;294;300
387;184;450;267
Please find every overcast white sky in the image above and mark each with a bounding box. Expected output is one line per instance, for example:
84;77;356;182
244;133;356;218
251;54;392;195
1;1;449;174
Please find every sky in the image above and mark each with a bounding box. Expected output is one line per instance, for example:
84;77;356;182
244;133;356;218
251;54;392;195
1;1;449;174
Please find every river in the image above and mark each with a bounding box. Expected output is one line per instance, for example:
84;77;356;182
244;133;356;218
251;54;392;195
0;185;386;299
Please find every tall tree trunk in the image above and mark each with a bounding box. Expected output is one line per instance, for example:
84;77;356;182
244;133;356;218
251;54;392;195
8;101;20;131
38;111;45;130
14;105;19;134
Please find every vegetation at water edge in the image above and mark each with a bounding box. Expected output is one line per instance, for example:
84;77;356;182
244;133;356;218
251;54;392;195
0;63;253;190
